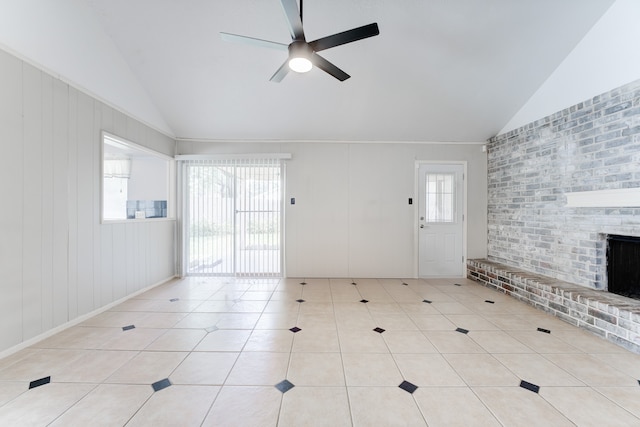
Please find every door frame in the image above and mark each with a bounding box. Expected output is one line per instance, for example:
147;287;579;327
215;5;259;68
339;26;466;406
414;160;468;278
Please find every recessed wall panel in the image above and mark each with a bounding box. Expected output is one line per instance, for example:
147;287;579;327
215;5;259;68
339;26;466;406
52;78;69;327
0;50;24;349
22;63;44;340
41;73;54;332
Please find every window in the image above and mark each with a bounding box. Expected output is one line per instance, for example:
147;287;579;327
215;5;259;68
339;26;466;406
425;172;455;223
102;132;174;222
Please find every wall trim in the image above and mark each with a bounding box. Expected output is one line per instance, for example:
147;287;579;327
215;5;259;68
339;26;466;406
176;138;486;146
175;153;292;161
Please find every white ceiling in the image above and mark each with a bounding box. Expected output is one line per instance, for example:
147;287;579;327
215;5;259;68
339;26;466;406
83;0;615;142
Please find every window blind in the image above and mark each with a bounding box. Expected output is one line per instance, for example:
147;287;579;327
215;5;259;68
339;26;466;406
181;157;283;277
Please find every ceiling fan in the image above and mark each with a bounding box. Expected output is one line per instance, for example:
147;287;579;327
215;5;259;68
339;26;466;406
220;0;379;82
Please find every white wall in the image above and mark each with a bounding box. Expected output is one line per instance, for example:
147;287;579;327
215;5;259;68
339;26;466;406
0;0;172;137
128;157;170;202
177;141;488;278
0;47;176;354
501;0;640;134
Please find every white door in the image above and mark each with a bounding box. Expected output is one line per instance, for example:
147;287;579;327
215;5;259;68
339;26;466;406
418;163;464;277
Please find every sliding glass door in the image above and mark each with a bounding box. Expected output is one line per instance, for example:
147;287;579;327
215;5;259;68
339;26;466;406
183;158;283;276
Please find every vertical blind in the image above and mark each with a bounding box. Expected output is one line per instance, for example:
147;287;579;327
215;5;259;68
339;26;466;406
181;157;283;277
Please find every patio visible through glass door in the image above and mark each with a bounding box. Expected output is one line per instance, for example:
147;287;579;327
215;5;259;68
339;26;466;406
184;159;282;277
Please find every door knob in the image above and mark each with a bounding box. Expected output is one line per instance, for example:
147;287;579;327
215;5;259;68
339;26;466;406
420;224;425;228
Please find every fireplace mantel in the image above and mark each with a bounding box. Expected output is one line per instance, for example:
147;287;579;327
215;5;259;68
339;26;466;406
566;188;640;208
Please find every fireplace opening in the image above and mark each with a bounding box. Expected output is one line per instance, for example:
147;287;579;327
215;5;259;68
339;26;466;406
607;234;640;300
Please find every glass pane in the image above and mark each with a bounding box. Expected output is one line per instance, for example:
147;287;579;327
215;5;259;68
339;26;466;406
425;173;455;223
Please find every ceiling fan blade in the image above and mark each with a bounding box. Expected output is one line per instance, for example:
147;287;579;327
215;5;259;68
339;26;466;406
311;52;350;81
220;33;289;51
270;60;290;82
280;0;305;40
309;23;379;52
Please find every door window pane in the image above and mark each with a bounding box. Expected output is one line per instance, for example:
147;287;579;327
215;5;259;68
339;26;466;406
425;173;455;223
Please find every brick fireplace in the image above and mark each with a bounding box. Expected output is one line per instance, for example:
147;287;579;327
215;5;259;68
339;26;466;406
477;78;640;353
486;78;640;291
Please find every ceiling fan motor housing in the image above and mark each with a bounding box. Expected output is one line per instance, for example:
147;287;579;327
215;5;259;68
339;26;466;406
289;41;312;59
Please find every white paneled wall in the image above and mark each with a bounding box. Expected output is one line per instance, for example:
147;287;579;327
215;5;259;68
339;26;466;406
346;144;415;278
285;143;351;277
177;141;488;278
0;48;176;353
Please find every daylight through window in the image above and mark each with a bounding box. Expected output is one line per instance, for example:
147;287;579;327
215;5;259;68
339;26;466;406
102;132;174;222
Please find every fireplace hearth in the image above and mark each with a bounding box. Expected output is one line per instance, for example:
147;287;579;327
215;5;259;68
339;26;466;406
607;234;640;300
468;258;640;354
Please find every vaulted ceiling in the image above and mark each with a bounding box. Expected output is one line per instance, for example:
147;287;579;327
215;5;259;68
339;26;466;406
79;1;614;141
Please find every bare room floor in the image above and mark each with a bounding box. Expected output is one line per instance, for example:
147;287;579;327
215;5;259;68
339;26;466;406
1;277;640;426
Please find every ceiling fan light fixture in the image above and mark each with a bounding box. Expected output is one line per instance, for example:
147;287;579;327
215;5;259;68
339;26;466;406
289;56;312;73
288;41;313;73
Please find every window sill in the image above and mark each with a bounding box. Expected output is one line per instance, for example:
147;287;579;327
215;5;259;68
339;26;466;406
101;217;176;225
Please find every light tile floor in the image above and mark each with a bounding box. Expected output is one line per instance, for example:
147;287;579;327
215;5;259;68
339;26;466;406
2;277;640;426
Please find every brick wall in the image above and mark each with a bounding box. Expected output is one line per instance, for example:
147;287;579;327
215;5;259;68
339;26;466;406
487;79;640;289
